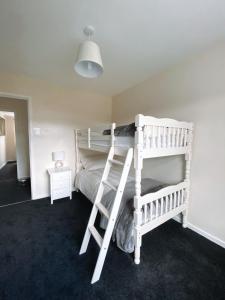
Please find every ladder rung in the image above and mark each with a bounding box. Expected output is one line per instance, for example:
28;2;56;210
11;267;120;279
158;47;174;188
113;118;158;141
89;226;103;248
96;202;110;219
109;159;124;166
102;180;117;191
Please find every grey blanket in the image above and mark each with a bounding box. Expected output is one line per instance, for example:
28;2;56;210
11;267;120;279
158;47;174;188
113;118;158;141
103;123;136;137
100;178;166;253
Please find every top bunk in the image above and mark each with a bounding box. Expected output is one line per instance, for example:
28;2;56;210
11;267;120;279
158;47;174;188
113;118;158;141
75;114;193;158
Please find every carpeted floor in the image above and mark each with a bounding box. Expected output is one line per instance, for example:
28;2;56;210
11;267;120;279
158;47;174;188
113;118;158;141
0;192;225;300
0;162;31;206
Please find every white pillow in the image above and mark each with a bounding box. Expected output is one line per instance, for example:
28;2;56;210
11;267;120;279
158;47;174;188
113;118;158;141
81;155;106;171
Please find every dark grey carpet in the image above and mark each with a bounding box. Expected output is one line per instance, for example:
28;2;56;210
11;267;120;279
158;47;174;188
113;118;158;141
0;162;31;206
0;192;225;300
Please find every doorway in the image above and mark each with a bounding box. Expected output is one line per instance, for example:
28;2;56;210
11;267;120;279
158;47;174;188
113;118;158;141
0;99;31;206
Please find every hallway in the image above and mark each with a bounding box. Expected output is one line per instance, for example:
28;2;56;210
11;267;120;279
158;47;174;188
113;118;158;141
0;162;31;206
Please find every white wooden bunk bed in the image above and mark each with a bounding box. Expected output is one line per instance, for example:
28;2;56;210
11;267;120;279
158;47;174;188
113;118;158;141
75;114;193;284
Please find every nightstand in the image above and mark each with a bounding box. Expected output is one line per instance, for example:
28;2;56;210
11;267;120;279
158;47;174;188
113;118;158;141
48;167;72;204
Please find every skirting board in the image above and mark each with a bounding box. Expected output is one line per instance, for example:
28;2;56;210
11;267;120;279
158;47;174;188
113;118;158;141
0;162;7;170
174;215;225;249
0;161;16;170
33;187;77;201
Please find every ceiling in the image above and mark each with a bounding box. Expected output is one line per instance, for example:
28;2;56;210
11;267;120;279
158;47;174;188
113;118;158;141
0;0;225;96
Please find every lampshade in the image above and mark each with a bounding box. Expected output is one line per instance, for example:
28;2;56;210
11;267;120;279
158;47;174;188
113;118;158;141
74;40;103;78
52;151;65;162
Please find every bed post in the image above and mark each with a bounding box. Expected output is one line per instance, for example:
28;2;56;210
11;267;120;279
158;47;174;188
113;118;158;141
74;129;79;191
111;123;116;148
134;114;144;264
182;124;193;228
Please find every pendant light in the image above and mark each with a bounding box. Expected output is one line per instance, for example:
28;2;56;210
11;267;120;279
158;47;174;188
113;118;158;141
74;26;103;78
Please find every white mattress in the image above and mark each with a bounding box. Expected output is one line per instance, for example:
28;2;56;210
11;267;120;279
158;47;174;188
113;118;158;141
76;167;134;203
79;136;134;149
80;134;186;150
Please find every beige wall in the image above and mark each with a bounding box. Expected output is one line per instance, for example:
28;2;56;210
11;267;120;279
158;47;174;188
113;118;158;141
0;114;6;168
113;42;225;244
4;115;16;162
0;99;29;180
0;73;112;199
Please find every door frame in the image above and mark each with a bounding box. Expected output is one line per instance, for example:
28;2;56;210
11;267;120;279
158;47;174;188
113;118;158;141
0;92;34;200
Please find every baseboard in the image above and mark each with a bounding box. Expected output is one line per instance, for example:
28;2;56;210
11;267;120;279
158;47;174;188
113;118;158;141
33;187;76;201
187;222;225;249
0;161;16;170
173;215;225;249
173;215;182;223
7;160;16;163
0;162;7;170
32;193;49;200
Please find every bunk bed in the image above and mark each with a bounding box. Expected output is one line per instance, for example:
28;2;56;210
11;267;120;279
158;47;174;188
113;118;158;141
75;114;193;283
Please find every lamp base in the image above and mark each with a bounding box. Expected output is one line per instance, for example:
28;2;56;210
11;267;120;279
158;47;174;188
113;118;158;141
55;160;63;169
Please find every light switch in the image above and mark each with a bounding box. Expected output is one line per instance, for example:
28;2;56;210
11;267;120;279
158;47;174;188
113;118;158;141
33;127;41;136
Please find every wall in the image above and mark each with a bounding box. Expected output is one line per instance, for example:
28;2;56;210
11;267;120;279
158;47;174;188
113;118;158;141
0;114;6;169
0;73;112;199
4;115;16;161
0;99;29;179
0;136;6;169
112;42;225;245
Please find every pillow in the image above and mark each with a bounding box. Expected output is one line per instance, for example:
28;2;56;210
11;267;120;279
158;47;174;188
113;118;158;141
81;155;107;171
103;123;136;137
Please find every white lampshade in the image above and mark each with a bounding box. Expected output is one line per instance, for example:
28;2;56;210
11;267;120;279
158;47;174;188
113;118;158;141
52;151;65;162
74;40;103;78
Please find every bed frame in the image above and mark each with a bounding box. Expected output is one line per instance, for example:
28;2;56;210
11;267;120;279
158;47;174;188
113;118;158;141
75;114;193;265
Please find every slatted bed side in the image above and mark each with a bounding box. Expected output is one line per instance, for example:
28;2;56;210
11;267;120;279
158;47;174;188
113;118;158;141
139;181;188;236
76;123;116;153
135;114;193;158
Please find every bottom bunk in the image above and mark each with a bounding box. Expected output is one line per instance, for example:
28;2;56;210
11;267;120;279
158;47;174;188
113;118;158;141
76;157;188;254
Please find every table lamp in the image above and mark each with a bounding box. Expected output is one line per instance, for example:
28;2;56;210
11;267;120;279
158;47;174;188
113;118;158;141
52;151;65;169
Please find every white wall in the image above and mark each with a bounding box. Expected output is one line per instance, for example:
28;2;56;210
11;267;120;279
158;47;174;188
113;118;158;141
0;136;6;169
4;115;16;162
0;99;29;179
0;73;112;199
112;42;225;245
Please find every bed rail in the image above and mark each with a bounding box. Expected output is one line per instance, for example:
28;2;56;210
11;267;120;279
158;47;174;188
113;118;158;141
137;181;188;236
76;123;116;153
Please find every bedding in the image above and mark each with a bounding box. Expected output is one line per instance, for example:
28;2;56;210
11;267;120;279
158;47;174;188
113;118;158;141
80;155;107;171
76;166;166;253
83;134;184;150
76;167;134;203
103;123;136;137
100;178;166;253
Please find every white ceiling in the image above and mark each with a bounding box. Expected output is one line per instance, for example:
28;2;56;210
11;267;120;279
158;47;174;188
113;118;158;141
0;0;225;96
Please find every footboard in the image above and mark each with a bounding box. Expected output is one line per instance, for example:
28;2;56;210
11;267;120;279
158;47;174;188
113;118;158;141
135;115;193;158
139;181;188;236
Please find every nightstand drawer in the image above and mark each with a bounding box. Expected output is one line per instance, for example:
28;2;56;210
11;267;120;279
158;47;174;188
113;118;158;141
51;178;70;189
52;188;70;200
53;172;70;182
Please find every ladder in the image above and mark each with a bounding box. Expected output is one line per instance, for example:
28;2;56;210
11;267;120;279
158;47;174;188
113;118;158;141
79;147;133;284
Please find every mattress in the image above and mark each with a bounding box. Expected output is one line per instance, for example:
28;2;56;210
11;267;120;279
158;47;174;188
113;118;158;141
79;134;186;151
76;167;134;203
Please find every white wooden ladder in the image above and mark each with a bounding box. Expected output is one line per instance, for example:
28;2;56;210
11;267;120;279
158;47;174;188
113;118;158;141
79;147;133;284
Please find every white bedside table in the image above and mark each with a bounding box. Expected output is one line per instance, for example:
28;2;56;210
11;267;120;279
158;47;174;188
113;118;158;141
48;167;72;205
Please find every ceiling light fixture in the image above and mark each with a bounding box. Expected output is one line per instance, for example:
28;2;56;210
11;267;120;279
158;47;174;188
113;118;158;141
74;26;103;79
